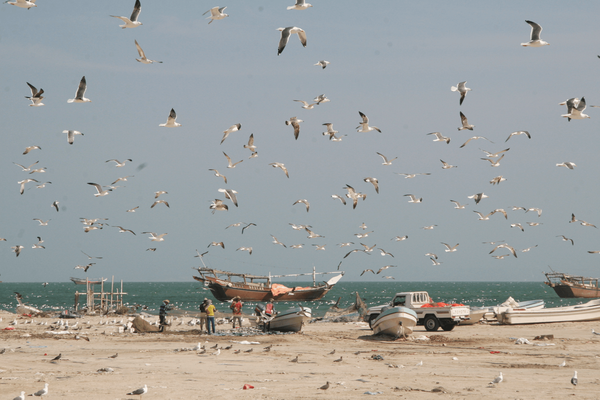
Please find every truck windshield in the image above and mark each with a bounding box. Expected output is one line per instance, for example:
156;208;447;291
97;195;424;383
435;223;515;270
393;296;406;306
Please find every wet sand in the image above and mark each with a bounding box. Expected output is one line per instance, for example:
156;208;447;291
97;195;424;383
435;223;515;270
1;310;599;399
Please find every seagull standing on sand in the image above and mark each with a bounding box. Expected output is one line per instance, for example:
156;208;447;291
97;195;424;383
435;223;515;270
134;40;162;64
287;0;312;10
111;0;142;29
203;6;228;24
451;81;470;105
30;383;49;398
67;76;91;103
571;371;578;387
277;27;307;55
489;372;503;385
126;384;147;399
25;82;44;106
521;20;549;47
159;109;181;127
12;391;25;400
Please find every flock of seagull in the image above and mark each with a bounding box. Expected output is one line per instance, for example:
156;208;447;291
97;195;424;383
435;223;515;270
5;2;600;285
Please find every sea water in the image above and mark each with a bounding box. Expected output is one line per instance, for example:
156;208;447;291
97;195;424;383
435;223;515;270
0;281;590;318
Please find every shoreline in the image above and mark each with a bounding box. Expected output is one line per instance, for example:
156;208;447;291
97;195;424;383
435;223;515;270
1;309;599;399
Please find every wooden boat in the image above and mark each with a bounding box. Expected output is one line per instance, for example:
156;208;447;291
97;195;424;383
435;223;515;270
497;299;600;325
371;306;418;338
70;277;107;285
265;306;311;333
544;272;600;298
193;267;344;302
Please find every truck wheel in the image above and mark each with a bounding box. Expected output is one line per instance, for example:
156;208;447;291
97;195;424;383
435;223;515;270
441;321;456;331
424;316;440;331
368;314;379;329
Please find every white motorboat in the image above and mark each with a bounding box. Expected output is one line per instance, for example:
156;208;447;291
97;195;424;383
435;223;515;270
464;297;545;324
497;299;600;325
266;306;311;332
371;306;418;338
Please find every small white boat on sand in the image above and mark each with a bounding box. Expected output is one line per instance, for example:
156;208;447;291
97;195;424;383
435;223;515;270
464;297;545;324
497;299;600;325
266;306;311;332
371;306;418;338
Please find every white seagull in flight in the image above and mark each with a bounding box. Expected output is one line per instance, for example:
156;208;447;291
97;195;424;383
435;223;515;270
451;81;470;105
87;183;112;197
356;111;381;132
159;109;181;127
277;27;307;56
111;0;142;29
67;76;91;103
521;20;549;47
63;130;84;145
561;97;590;120
6;0;37;9
25;82;44;106
288;0;312;10
203;6;228;24
134;40;162;64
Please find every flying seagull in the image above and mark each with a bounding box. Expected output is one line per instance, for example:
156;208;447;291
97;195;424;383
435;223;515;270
269;162;289;178
468;192;488;204
357;111;381;132
223;152;243;168
376;152;397;165
556;162;576;169
427;132;450;144
450;81;470;105
294;100;316;109
87;183;112;197
271;235;287;248
458;112;474;130
314;94;330;105
209;169;227;183
134;40;162;64
521;20;549;47
210;199;228;213
203;6;228;24
237;247;253;255
505;131;530;142
561;97;589;120
23;145;42;155
67;76;91;103
5;0;37;9
25;82;44;106
277;27;307;55
218;188;238;207
314;60;330;69
364;177;379;193
440;159;457;169
142;232;168;242
293;199;310;212
159;108;181;127
18;178;38;195
288;0;313;10
220;123;241;145
460;136;491;148
106;159;132;167
111;0;142;29
285;117;302;140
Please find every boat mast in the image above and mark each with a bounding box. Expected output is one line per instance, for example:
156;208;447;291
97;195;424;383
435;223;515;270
313;266;316;286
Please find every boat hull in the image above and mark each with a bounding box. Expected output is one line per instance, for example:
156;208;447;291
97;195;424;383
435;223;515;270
371;307;418;338
549;284;600;298
194;276;332;302
70;277;106;285
498;299;600;325
267;307;311;332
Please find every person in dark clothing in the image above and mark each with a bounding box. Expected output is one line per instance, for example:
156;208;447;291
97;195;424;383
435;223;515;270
159;299;171;325
199;298;209;332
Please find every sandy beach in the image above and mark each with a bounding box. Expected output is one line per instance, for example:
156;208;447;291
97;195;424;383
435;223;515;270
1;309;599;399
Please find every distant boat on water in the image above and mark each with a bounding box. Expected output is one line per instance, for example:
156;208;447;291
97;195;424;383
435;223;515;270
545;272;600;298
70;277;107;285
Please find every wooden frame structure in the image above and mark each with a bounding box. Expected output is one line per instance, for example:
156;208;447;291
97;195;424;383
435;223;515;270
74;276;127;312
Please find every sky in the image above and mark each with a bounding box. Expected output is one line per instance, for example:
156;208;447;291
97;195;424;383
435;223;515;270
1;1;600;283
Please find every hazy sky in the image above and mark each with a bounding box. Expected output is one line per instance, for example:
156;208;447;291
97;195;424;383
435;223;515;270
2;1;600;283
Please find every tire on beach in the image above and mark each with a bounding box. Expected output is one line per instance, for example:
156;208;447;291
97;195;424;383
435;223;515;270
424;315;440;331
440;320;456;331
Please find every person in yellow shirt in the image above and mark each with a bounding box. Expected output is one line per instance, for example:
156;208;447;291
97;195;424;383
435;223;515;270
205;300;216;334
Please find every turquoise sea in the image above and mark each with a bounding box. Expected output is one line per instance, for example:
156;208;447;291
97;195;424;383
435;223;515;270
0;281;591;317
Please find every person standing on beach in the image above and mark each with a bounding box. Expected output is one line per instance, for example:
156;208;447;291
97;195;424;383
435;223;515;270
159;299;171;325
199;298;209;333
231;297;243;328
265;299;275;317
205;300;216;334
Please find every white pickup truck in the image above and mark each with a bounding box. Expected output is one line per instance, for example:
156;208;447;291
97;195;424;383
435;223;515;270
365;291;470;331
